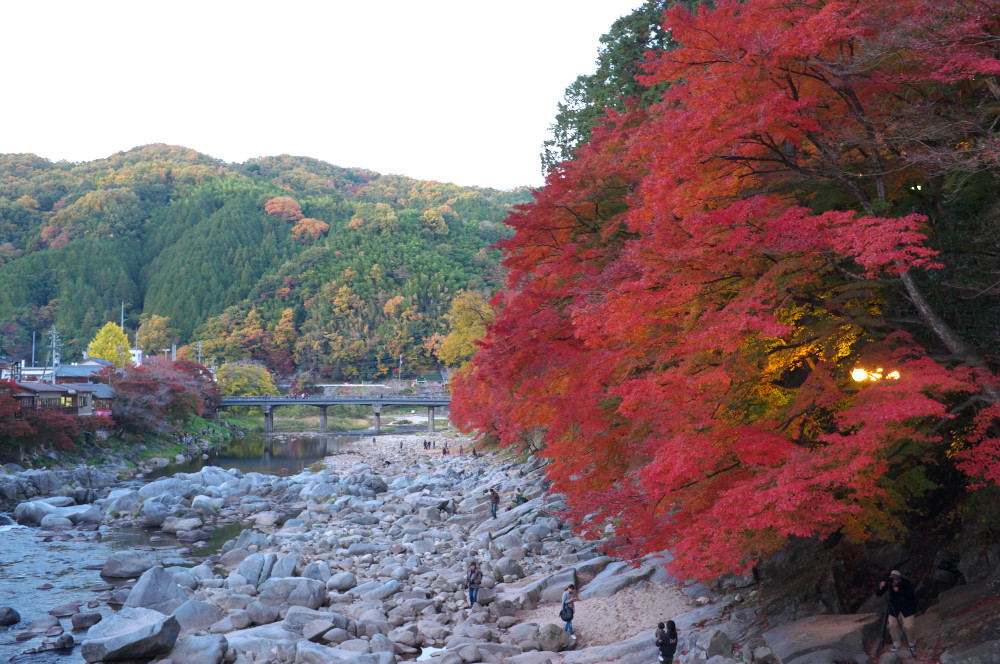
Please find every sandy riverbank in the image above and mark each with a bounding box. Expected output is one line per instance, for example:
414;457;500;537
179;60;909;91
312;431;479;471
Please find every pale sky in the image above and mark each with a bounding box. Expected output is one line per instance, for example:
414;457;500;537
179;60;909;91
2;1;645;191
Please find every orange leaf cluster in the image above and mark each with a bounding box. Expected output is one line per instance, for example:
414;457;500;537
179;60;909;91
264;196;304;222
291;217;329;241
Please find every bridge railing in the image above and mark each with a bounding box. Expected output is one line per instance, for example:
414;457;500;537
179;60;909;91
217;395;450;404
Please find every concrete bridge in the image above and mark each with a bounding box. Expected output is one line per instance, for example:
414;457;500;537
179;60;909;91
217;395;451;434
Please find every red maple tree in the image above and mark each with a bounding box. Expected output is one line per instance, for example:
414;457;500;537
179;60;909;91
453;0;1000;579
106;358;217;437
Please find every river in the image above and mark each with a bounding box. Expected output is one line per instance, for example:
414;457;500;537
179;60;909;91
0;431;369;664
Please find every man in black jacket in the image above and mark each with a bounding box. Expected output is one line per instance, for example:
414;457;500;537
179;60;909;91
876;570;918;654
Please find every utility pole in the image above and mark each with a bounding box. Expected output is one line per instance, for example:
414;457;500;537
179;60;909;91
196;342;203;364
50;327;61;368
41;327;61;383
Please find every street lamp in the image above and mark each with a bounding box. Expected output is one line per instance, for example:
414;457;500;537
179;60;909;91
852;367;900;382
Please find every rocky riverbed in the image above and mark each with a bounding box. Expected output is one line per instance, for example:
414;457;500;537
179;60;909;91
2;433;999;664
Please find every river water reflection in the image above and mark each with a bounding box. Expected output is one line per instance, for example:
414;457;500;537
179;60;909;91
146;432;365;478
0;432;366;663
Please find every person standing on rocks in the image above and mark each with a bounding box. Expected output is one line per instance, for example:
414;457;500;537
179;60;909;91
877;570;919;654
488;488;500;518
656;620;678;662
515;488;526;506
560;583;577;640
467;562;483;606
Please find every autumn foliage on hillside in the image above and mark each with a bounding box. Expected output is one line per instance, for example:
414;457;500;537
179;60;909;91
263;196;305;222
452;0;1000;579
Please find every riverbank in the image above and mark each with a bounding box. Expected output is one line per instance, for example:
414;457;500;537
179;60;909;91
2;431;997;664
0;435;221;512
1;431;705;664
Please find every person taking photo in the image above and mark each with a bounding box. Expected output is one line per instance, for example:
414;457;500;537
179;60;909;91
876;569;918;654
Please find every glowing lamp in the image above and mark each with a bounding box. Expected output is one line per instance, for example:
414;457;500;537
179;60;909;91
852;367;900;382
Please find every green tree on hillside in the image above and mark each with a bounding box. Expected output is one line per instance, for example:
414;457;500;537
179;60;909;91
541;0;700;171
87;322;131;367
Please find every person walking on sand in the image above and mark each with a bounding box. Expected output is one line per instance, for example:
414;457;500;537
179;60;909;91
466;562;482;606
560;584;577;640
656;620;678;662
488;488;500;518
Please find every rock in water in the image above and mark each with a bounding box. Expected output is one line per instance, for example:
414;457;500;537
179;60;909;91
48;601;83;618
0;606;20;626
71;612;103;630
80;606;179;663
101;552;155;578
53;633;75;649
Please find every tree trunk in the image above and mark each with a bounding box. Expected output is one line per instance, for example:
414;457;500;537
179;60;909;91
900;270;999;403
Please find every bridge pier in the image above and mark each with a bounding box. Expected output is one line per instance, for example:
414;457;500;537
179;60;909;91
217;396;449;435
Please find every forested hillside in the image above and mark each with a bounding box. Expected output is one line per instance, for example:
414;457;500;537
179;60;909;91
0;145;528;379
